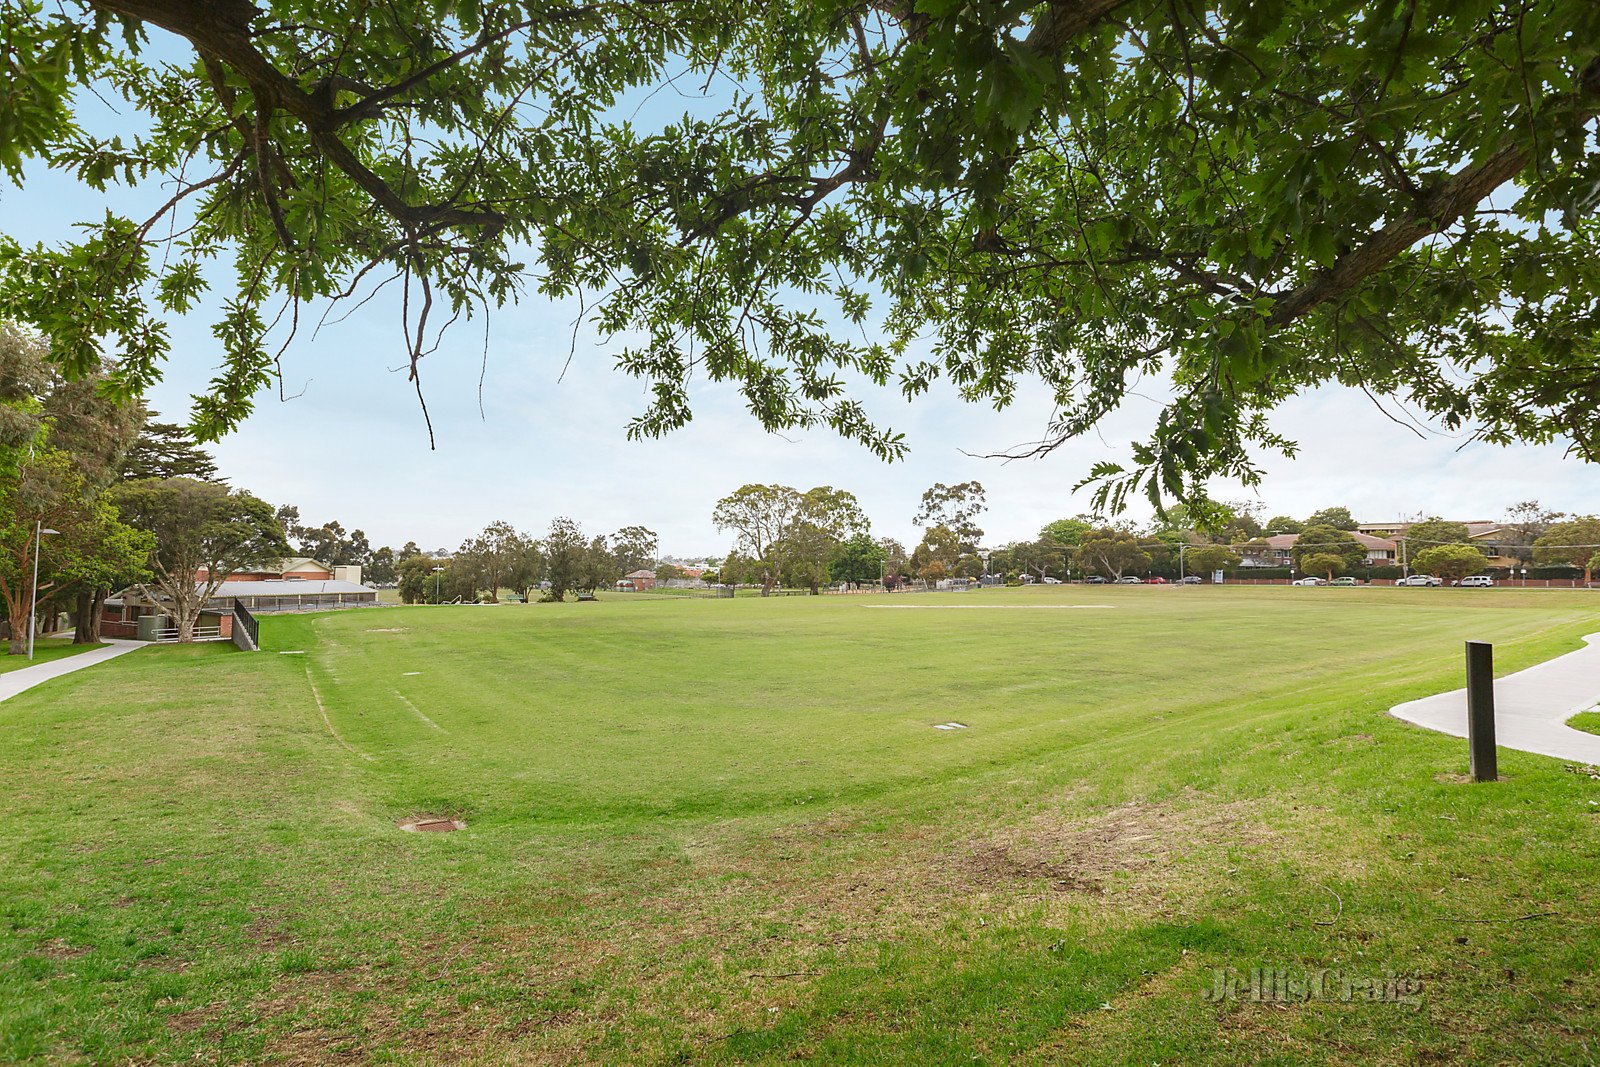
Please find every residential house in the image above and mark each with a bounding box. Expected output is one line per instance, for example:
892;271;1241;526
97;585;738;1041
619;569;657;590
1358;521;1520;568
1244;532;1399;568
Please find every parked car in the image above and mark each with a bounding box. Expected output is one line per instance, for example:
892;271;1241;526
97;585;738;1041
1292;577;1325;586
1180;575;1203;584
1117;576;1145;584
1330;577;1358;586
1146;576;1168;584
1042;576;1062;584
1401;574;1442;586
1455;575;1495;587
1084;575;1107;584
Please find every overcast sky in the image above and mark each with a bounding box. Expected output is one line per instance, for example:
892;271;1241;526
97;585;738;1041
6;74;1598;558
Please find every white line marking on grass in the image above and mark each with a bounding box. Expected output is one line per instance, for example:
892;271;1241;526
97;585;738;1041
863;605;1117;610
393;690;445;732
278;650;306;655
302;667;375;762
931;722;969;730
401;671;422;676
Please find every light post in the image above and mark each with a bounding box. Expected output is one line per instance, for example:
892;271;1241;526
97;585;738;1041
27;524;60;661
433;565;445;604
1520;566;1527;587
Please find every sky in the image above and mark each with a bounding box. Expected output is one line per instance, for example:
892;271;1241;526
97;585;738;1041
4;42;1598;558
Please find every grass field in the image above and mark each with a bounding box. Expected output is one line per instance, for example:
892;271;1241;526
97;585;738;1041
3;586;1600;1063
0;636;103;674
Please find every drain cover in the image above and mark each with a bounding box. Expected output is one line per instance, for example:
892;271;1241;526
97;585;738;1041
398;816;464;833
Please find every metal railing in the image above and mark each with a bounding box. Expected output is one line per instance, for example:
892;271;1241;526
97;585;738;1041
152;626;223;643
232;598;259;651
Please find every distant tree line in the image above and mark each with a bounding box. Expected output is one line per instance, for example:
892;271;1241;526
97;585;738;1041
396;520;662;604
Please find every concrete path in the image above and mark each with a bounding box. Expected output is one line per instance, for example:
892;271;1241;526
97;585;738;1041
0;639;144;705
1390;633;1600;763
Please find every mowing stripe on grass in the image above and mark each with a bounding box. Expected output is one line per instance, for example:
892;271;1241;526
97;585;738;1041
303;665;375;762
863;605;1118;610
393;690;445;732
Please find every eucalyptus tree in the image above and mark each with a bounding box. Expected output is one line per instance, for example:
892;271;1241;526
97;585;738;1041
4;1;1598;506
110;478;287;641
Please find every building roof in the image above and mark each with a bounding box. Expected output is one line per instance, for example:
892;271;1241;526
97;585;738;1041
624;569;656;579
278;557;333;573
109;579;374;606
1264;532;1397;551
217;579;371;597
1359;521;1505;540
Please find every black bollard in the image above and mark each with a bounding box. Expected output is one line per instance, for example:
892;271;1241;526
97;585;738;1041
1466;640;1497;782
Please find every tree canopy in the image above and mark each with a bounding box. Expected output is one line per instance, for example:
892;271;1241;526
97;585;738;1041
8;2;1596;506
1400;519;1473;549
119;416;222;482
1412;543;1488;581
1305;507;1359;531
0;324;147;650
1533;517;1600;580
1291;524;1365;570
110;477;287;640
1298;551;1347;579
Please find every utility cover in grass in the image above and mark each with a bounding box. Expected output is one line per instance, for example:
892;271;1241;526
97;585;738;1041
397;816;464;833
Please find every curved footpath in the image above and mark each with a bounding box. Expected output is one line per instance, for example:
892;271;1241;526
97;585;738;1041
1391;633;1600;763
0;639;144;705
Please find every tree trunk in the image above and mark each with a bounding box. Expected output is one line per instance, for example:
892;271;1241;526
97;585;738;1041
6;607;26;655
74;591;93;643
77;589;107;643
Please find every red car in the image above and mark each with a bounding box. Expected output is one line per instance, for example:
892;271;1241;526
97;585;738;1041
1146;576;1168;584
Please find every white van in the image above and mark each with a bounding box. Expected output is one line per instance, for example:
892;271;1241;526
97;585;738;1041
1457;575;1495;587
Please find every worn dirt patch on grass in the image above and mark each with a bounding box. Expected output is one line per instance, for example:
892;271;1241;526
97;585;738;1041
960;794;1275;900
32;938;92;960
248;794;1281;1063
254;959;602;1066
165;1003;223;1034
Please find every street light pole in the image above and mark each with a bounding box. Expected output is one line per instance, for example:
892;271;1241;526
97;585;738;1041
27;523;60;661
433;565;445;603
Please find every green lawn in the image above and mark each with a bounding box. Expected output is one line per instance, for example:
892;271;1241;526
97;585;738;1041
0;636;103;674
3;586;1600;1063
1568;709;1600;736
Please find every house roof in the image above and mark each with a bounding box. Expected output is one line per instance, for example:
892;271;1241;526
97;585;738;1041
624;569;656;579
1264;532;1397;551
1359;521;1505;541
278;557;332;572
